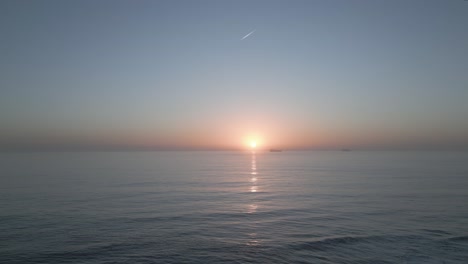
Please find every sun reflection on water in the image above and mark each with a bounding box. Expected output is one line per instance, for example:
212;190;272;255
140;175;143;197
247;150;260;246
247;204;258;213
250;150;258;194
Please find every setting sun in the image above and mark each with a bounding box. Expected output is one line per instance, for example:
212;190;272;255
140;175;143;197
250;141;257;149
243;134;263;150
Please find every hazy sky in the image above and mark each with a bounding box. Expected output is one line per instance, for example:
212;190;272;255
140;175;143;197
1;0;467;150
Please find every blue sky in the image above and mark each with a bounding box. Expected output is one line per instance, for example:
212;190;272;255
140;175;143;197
1;0;467;150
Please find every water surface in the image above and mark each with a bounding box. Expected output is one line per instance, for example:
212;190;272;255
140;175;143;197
1;151;467;263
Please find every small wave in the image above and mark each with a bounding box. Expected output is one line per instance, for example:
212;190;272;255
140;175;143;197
421;229;452;235
446;235;468;242
291;235;382;251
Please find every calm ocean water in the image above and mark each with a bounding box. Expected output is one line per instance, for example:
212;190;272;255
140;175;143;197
1;151;467;263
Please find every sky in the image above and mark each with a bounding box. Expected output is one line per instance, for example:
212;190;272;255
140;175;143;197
1;0;467;151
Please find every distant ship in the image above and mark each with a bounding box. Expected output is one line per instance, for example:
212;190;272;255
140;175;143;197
341;148;351;152
269;149;283;152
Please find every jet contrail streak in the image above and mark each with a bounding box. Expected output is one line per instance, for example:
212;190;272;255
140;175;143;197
241;30;256;40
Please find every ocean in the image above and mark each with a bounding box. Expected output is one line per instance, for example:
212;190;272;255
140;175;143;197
1;151;467;263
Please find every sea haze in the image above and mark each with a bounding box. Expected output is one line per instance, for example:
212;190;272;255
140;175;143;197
1;151;467;263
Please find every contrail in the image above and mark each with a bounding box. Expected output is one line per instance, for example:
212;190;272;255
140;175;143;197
241;30;256;40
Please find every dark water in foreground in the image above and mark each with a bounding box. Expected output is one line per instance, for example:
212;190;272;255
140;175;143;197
1;151;468;263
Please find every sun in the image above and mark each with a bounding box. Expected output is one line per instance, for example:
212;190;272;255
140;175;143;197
250;141;257;149
243;135;262;150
